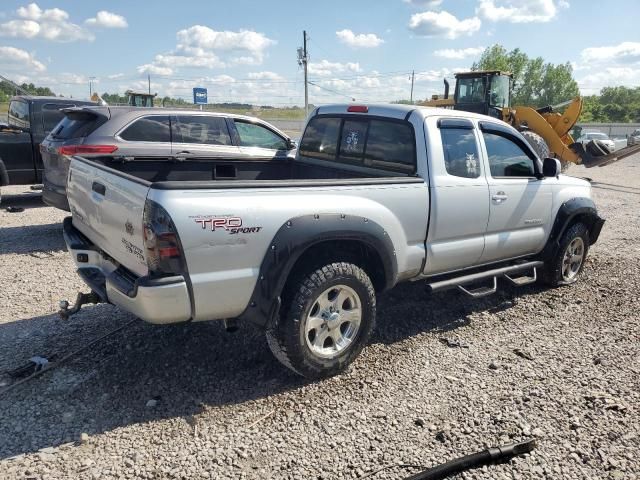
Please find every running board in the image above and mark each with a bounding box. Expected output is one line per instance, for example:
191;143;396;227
427;261;544;297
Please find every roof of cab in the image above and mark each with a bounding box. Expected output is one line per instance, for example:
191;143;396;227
313;103;506;123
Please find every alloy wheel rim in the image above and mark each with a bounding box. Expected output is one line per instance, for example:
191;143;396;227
304;284;362;359
562;237;585;281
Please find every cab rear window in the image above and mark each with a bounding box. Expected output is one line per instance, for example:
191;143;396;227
299;115;416;173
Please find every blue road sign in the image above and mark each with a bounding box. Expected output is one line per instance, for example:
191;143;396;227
193;87;208;105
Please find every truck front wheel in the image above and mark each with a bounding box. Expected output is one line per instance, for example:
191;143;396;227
266;262;376;378
542;222;590;287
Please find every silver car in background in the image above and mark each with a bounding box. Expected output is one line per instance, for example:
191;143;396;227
576;131;615;152
628;129;640;147
40;107;297;210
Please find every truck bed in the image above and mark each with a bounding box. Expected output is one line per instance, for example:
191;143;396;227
85;155;415;187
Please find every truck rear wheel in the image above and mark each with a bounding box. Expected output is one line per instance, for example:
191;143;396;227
541;222;590;287
266;262;376;378
521;130;570;173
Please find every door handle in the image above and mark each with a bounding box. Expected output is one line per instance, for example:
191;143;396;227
92;181;106;196
492;191;507;203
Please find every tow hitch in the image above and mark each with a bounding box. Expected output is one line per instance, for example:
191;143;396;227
58;291;103;320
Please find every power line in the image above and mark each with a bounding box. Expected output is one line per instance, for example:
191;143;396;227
308;81;355;100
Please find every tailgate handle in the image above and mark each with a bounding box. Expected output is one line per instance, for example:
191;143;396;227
92;181;106;196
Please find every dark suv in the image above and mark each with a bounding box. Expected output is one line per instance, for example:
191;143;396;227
40;107;297;210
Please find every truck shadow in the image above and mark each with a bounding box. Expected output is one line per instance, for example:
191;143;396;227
0;281;536;460
0;223;66;255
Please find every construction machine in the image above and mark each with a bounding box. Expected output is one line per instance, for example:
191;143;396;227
421;71;640;169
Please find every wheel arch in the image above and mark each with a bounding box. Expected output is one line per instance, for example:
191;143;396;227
541;197;605;260
238;213;397;328
0;158;9;186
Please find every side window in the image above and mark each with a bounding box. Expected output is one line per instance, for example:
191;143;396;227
364;120;415;171
8;100;30;129
42;104;75;134
299;117;340;160
120;116;171;142
339;119;367;163
483;132;536;177
175;116;231;145
233;121;287;150
440;128;481;178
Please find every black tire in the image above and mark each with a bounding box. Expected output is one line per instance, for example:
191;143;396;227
586;139;611;157
541;222;590;287
266;262;376;379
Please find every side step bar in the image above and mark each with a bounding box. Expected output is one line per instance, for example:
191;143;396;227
427;261;543;298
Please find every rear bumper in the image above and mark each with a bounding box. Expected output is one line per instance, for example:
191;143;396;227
42;180;70;211
63;217;191;324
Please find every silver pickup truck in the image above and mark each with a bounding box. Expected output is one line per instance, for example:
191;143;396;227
61;104;604;378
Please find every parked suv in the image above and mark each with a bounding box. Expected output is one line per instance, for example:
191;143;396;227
40;107;296;210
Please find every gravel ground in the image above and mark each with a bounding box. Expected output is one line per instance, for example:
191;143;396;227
0;156;639;480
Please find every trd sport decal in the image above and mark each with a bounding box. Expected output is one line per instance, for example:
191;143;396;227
192;216;262;235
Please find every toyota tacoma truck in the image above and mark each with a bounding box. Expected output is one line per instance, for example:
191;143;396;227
60;104;604;378
0;96;95;203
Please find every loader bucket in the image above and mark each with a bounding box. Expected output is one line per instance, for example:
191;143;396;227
570;142;640;168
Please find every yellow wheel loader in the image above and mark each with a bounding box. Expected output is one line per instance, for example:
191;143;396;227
421;71;640;169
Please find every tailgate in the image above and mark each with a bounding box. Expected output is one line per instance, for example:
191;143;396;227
67;157;150;276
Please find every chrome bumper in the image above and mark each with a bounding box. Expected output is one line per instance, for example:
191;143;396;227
63;217;191;324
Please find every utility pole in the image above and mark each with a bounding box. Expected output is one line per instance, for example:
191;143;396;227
410;70;415;104
298;31;309;117
148;74;151;95
89;76;96;98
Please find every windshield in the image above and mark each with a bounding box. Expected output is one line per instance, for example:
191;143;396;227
489;75;510;108
457;77;486;103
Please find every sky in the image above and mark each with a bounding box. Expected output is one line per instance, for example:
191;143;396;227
0;0;638;106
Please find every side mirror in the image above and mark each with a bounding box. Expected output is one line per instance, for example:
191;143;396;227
542;157;561;178
287;139;298;150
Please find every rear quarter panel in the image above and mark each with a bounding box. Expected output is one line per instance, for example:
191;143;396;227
149;182;429;321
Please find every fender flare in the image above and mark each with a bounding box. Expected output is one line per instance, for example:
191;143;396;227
238;213;398;328
0;157;9;186
541;197;605;259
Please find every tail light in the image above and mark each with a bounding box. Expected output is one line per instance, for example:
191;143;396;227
347;105;369;113
143;199;187;275
58;145;118;155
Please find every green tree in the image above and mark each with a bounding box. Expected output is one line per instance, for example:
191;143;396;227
472;44;580;108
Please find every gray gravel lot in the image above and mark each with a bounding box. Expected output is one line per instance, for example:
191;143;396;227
0;156;639;480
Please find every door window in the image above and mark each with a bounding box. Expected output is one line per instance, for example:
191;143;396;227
8;100;30;129
233;121;287;150
483;132;536;177
441;128;481;178
120;116;171;142
42;104;75;134
175;116;231;145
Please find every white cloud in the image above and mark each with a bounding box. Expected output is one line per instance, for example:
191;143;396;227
85;11;128;29
0;45;45;72
0;2;93;42
477;0;567;23
409;10;481;39
107;73;125;80
138;25;275;75
434;46;485;59
336;29;384;48
404;0;443;7
247;71;285;81
137;64;174;76
577;67;640;95
308;59;362;77
581;42;640;65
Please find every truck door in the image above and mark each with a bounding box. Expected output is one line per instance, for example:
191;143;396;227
477;122;552;263
424;118;490;275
